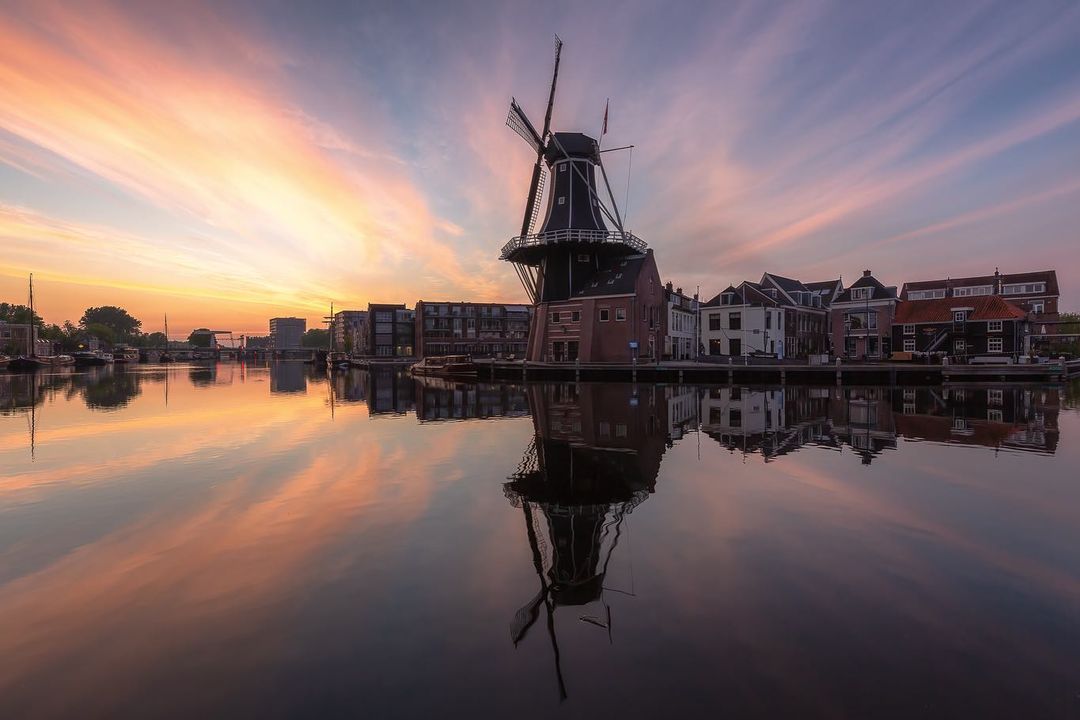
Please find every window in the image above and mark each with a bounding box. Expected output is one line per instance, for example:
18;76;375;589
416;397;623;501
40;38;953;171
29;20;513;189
550;312;560;324
1032;301;1044;314
1003;282;1046;295
599;308;610;322
987;320;1002;332
987;409;1003;422
953;286;991;297
953;339;966;353
615;307;626;321
845;311;877;330
988;389;1003;405
909;289;946;300
903;339;915;352
845;337;857;355
851;287;872;301
988;337;1003;353
558;197;565;205
577;254;590;262
709;313;723;331
729;312;742;330
765;311;772;330
903;324;915;335
730;338;741;356
571;311;580;322
953;311;966;323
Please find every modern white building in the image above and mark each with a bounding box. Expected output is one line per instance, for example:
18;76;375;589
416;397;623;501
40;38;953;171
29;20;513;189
700;282;786;359
664;283;700;360
269;317;306;349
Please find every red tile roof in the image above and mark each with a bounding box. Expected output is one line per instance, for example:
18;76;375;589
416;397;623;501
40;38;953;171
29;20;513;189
894;295;1028;324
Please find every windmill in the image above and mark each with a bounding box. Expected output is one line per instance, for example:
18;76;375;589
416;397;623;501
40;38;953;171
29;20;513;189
502;36;645;304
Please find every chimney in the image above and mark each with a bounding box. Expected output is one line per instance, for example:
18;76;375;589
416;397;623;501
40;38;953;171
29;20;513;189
665;281;673;291
676;287;683;295
994;267;1002;294
863;269;872;278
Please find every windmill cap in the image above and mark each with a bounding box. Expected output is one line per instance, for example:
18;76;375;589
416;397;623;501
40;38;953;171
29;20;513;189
545;132;600;164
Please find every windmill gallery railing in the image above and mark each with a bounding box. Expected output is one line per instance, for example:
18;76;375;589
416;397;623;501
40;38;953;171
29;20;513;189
500;228;647;260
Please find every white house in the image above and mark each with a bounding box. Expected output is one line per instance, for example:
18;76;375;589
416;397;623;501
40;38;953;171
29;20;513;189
700;281;786;359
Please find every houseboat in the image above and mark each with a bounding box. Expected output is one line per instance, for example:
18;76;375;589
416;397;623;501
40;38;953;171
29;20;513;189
72;351;113;366
112;346;140;363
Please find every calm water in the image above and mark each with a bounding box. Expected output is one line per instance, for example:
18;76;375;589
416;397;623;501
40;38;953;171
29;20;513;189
2;363;1079;718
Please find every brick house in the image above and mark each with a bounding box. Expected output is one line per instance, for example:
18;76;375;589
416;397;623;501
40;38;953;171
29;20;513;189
891;295;1030;359
529;250;666;363
900;269;1058;320
829;270;900;359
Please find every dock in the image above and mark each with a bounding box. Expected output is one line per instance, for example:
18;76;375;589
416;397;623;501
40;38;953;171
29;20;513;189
475;358;1080;385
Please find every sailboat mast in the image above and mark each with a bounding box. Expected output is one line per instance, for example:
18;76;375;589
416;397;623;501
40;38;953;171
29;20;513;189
27;273;34;357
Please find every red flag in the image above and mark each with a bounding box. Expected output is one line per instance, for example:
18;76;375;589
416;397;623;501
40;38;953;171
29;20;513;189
602;99;609;136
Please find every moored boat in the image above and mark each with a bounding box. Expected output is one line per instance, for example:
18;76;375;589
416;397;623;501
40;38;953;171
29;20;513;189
8;354;75;371
112;346;140;363
409;355;477;379
326;351;350;370
0;354;9;370
72;350;112;366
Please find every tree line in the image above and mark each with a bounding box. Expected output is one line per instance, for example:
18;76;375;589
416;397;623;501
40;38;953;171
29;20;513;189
1;303;200;354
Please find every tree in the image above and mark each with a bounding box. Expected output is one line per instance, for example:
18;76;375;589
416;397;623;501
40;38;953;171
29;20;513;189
80;306;141;339
188;329;213;348
143;331;167;347
301;328;330;349
0;302;44;327
84;322;117;345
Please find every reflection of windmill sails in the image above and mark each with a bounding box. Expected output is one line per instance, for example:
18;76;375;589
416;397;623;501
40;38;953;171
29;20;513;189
504;383;668;700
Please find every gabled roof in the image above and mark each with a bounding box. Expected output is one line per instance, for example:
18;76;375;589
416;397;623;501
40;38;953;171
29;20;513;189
576;253;648;298
833;273;897;304
703;281;778;308
761;272;810;295
901;270;1058;298
804;279;843;306
894;296;1029;324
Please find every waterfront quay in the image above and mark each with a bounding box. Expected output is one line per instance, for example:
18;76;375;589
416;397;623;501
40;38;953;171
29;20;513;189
479;357;1080;385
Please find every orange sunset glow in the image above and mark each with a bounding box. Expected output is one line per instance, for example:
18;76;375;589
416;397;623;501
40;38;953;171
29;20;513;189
3;1;1080;334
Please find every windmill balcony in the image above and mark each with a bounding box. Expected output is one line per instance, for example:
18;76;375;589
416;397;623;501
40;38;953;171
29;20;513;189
500;228;647;260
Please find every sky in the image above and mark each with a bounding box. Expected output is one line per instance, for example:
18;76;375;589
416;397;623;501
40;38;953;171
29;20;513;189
1;0;1079;336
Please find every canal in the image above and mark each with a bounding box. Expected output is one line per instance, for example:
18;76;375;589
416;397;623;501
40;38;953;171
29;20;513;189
1;363;1079;718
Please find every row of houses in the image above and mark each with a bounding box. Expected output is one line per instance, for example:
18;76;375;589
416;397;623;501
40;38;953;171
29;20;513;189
701;268;1059;361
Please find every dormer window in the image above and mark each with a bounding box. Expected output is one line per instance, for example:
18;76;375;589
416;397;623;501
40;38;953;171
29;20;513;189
851;287;872;301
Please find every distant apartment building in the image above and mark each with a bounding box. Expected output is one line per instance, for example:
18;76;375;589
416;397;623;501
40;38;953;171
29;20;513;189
414;301;530;358
829;270;900;359
332;310;368;354
367;304;415;357
663;283;699;360
244;335;271;350
269;317;306;349
900;269;1058;320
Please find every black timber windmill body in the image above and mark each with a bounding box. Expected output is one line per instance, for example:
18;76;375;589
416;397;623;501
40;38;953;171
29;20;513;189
501;36;647;304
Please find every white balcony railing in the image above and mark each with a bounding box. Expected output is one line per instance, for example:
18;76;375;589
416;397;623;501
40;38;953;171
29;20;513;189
500;228;647;259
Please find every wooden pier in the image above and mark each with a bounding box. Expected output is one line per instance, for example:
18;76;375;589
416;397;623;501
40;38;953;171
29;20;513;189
475;358;1080;385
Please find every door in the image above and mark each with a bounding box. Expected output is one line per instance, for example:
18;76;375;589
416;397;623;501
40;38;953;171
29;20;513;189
729;338;741;357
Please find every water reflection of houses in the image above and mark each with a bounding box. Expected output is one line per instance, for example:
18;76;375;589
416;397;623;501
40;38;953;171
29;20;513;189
504;383;671;700
358;367;415;415
413;377;529;422
701;386;836;461
829;387;899;463
892;386;1060;454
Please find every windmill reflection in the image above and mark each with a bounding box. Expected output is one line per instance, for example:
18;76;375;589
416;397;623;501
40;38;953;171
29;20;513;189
505;383;673;700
